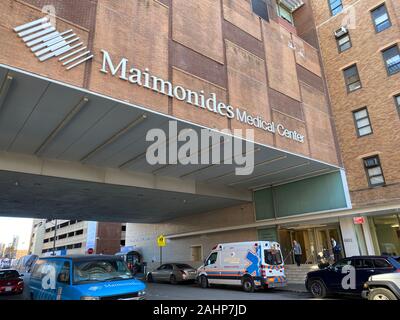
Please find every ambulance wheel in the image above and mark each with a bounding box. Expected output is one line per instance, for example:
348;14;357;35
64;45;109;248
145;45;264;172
199;276;208;289
242;277;255;293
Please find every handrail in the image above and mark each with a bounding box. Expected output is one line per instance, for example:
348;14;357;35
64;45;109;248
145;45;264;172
283;250;293;263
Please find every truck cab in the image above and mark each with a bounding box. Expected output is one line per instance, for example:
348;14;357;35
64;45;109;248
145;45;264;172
29;255;146;300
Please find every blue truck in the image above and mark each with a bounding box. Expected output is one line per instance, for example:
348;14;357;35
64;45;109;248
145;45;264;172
29;255;146;300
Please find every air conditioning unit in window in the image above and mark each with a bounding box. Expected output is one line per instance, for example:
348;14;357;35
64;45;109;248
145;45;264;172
334;26;348;38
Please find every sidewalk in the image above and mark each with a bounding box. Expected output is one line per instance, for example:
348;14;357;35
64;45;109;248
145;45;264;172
276;283;308;293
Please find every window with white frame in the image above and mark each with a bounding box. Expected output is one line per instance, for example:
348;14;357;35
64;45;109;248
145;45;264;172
364;156;385;187
353;108;372;137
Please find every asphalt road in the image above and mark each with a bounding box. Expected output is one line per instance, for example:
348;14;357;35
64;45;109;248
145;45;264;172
145;282;313;300
0;274;313;300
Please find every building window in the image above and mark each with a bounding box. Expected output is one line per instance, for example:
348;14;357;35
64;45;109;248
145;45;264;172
382;45;400;76
277;4;293;24
60;222;69;228
120;240;126;246
364;156;385;187
337;33;352;52
353;108;372;137
371;4;391;33
395;95;400;114
73;243;82;249
328;0;343;16
121;225;126;232
75;229;83;236
343;64;362;92
251;0;269;21
369;215;400;256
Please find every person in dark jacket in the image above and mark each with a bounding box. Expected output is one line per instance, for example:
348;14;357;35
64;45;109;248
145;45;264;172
293;240;302;267
331;238;342;262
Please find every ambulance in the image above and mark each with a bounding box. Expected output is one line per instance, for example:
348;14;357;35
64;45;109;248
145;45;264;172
197;241;286;292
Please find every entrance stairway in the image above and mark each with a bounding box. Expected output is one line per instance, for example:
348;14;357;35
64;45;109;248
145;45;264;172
284;264;319;284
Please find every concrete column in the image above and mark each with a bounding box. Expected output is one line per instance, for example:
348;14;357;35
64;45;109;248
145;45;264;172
339;217;360;257
361;217;376;255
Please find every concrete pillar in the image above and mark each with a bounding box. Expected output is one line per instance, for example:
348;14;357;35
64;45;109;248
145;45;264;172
339;217;360;257
361;217;376;255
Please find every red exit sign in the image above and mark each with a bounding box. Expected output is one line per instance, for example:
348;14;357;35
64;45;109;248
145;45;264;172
353;217;365;225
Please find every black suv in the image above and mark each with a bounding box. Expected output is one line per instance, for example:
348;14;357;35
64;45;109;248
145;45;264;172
306;256;400;298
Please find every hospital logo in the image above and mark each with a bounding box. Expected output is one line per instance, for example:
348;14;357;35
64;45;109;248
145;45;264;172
14;16;93;71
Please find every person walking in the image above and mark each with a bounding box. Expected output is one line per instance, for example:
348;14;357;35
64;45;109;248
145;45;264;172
293;240;302;267
331;238;342;263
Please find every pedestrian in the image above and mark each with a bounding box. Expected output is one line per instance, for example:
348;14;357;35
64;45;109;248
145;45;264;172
293;240;302;267
331;238;342;262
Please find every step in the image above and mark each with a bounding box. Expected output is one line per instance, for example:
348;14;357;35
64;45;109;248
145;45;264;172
284;264;318;285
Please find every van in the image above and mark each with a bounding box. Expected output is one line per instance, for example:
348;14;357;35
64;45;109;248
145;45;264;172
197;241;286;292
29;255;146;300
15;255;38;273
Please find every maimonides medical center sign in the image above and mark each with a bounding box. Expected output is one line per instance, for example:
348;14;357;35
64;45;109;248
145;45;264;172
100;50;305;144
12;17;304;144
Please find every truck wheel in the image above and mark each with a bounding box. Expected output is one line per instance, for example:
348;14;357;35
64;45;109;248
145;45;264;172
170;275;177;285
147;273;153;283
242;277;255;293
369;288;397;300
309;279;327;299
199;276;208;289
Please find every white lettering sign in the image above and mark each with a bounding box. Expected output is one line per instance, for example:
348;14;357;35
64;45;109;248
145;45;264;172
100;50;305;144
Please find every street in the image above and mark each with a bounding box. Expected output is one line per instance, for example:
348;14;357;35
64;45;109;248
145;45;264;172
145;282;312;300
0;274;329;300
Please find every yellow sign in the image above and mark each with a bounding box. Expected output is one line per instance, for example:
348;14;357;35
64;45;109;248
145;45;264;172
157;235;166;247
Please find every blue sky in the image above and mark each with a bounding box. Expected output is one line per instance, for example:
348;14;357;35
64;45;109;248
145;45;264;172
0;217;33;250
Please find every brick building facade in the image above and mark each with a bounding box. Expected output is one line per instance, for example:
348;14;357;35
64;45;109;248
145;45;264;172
6;0;397;269
311;0;400;256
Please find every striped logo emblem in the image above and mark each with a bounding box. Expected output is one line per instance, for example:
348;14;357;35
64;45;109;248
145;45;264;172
14;16;93;71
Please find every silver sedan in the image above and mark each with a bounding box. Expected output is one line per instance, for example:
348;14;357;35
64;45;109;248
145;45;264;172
146;263;197;284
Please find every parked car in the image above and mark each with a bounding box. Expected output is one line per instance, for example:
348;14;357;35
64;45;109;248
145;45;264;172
306;255;400;298
362;272;400;300
197;241;286;292
0;269;24;295
146;263;197;284
29;255;146;300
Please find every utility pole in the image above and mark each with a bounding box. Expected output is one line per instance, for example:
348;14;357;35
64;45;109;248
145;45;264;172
52;219;58;256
